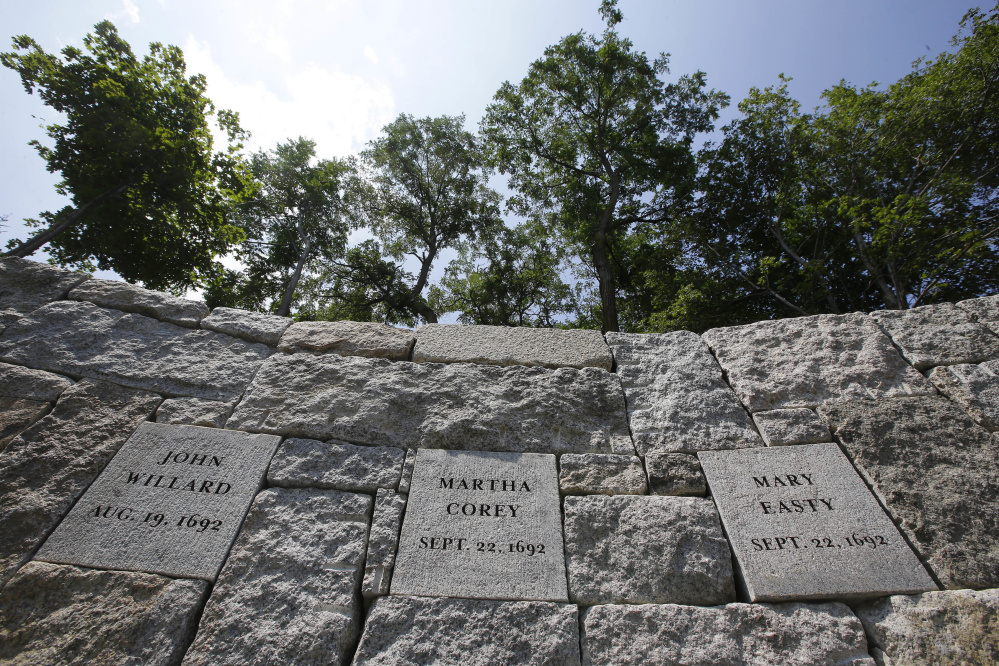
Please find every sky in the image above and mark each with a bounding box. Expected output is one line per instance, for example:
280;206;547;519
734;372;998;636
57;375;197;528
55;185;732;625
0;0;985;293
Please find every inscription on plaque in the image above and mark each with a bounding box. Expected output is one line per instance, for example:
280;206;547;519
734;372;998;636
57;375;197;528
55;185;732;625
35;422;281;581
699;443;936;601
391;449;568;601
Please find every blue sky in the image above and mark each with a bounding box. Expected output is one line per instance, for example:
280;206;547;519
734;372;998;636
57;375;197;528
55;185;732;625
0;0;984;288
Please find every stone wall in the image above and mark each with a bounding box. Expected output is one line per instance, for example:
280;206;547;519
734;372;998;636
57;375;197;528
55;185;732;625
1;256;997;665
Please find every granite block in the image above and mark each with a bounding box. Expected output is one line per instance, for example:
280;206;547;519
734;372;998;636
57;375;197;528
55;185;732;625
753;407;833;446
267;437;405;492
870;302;999;369
278;320;415;360
928;361;999;431
155;397;233;429
0;257;90;314
645;452;706;497
558;453;647;495
413;324;612;370
200;307;292;345
362;489;406;600
69;278;209;328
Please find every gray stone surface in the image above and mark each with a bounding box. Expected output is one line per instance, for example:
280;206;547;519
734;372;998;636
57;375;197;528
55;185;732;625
362;489;406;600
0;256;90;314
820;396;999;590
267;437;405;492
870;302;999;370
563;494;735;606
227;353;631;454
645;451;706;496
155;397;233;428
392;449;568;602
398;448;417;494
353;596;581;666
928;362;999;431
0;362;73;401
607;331;763;454
69;278;209;328
0;380;160;588
0;397;50;450
582;601;874;666
753;407;834;446
699;443;935;602
704;313;935;412
278;320;415;360
200;306;292;345
0;308;22;331
182;487;370;666
0;301;272;401
559;453;647;495
0;561;208;666
855;588;999;666
36;422;281;581
413;323;612;370
956;293;999;336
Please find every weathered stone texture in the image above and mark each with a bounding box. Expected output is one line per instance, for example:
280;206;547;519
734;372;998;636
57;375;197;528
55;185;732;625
0;308;22;331
870;302;999;370
278;320;415;360
362;489;406;600
0;256;89;314
0;397;50;450
199;307;292;346
855;588;999;666
645;452;706;496
928;362;999;431
0;562;208;666
227;353;630;454
559;453;647;495
704;313;935;412
398;448;417;494
820;396;999;590
563;494;735;606
0;301;271;401
957;294;999;336
0;362;72;401
607;331;762;454
413;323;612;370
183;488;371;666
0;380;160;587
582;601;874;666
753;407;833;446
353;596;581;666
155;397;233;428
69;278;209;328
267;437;405;492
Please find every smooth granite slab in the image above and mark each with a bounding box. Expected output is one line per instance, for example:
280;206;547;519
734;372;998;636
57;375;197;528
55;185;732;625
36;422;281;581
699;443;936;602
413;324;612;370
392;449;568;602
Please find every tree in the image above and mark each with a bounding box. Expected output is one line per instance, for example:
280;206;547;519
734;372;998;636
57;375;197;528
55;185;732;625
1;21;251;292
481;0;728;331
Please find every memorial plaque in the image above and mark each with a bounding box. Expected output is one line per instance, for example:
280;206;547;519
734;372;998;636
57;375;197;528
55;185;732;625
698;443;936;602
391;449;568;602
35;422;281;581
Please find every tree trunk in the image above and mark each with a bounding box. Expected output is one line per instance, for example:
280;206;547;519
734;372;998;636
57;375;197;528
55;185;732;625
277;226;310;318
407;245;439;324
592;175;622;333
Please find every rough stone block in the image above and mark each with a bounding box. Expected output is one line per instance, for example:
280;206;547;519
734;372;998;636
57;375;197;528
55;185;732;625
398;448;417;494
200;307;292;346
69;278;209;328
392;449;568;601
855;588;999;666
0;308;22;330
699;443;935;602
277;320;415;360
607;331;762;454
182;488;371;666
352;596;581;666
155;397;233;428
227;353;631;455
0;561;208;666
0;397;50;451
362;489;406;600
870;302;999;370
413;323;612;370
267;437;405;492
753;407;833;446
36;422;282;581
820;395;999;590
581;601;874;666
563;494;735;606
0;301;272;401
559;453;647;495
928;362;999;431
0;380;160;588
0;257;90;314
644;451;706;497
0;362;73;401
704;313;934;412
956;293;999;336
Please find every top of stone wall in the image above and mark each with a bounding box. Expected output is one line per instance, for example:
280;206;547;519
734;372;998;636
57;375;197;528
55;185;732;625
0;257;90;315
69;278;209;329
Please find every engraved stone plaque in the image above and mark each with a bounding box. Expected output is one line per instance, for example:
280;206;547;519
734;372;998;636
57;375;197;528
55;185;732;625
391;449;568;601
35;422;281;581
698;443;936;601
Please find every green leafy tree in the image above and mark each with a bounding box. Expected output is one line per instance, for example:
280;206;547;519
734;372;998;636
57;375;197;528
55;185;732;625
1;21;251;292
481;0;728;331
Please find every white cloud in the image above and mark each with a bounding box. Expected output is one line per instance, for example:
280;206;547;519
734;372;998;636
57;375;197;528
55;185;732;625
108;0;140;23
364;45;378;65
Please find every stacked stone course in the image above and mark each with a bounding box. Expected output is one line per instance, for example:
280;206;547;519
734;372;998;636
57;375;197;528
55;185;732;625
0;256;997;665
